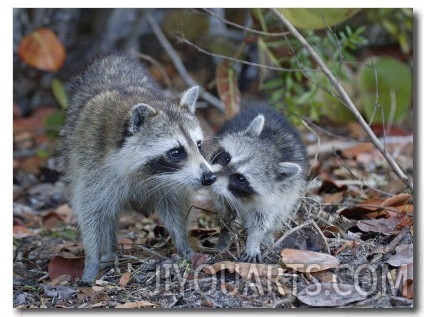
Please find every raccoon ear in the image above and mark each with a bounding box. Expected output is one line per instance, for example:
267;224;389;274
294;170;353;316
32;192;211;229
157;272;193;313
278;162;301;179
242;115;264;137
130;103;157;133
180;86;199;113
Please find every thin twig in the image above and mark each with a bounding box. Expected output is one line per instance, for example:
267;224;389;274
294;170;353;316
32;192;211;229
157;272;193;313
133;51;172;88
271;9;413;192
203;8;292;37
262;219;315;258
176;36;319;74
306;135;414;157
370;226;410;264
145;13;224;111
136;245;169;260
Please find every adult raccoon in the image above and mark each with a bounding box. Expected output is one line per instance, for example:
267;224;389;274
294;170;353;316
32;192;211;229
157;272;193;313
60;54;216;283
207;105;308;262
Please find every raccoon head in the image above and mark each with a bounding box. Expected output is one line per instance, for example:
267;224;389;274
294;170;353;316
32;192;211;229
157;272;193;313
209;114;301;204
109;86;215;189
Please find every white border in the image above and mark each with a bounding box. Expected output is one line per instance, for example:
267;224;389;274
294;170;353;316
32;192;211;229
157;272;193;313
4;2;428;317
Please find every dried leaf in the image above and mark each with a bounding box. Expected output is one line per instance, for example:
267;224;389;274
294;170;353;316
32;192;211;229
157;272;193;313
297;283;367;307
216;60;241;119
386;244;413;267
118;272;132;287
42;211;65;229
280;249;339;273
340;142;375;159
13;225;34;238
39;284;77;300
48;256;84;283
54;204;75;224
318;178;348;194
18;28;66;72
356;218;400;235
191;253;211;270
116;300;157;308
339;193;413;220
202;261;283;279
382;193;412;207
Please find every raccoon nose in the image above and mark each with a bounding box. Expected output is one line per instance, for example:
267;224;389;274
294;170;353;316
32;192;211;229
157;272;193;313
202;172;217;186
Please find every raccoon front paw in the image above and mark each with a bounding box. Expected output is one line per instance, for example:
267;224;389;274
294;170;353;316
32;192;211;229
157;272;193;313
242;252;263;263
179;247;195;260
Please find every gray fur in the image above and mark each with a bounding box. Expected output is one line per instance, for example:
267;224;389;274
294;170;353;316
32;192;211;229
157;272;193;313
207;105;309;263
60;55;213;283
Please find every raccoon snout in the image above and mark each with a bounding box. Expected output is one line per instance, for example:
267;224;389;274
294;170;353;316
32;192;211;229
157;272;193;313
202;172;217;186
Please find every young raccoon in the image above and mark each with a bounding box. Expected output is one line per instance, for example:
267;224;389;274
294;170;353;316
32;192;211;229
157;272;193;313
60;54;216;283
208;105;308;263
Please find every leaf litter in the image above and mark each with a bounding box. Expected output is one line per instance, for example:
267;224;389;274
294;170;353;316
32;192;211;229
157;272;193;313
13;40;414;309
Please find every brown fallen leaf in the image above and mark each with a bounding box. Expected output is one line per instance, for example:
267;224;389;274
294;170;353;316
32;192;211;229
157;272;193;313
356;217;401;235
191;252;211;270
340;142;375;159
48;256;84;283
339;193;413;220
386;244;413;267
18;28;66;72
13;225;35;238
318;178;348;194
297;282;367;307
118;271;132;287
42;211;65;229
54;204;75;224
116;300;158;308
202;261;283;279
280;249;340;273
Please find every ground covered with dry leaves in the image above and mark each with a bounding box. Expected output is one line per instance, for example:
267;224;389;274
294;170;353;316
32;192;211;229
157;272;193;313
13;106;414;309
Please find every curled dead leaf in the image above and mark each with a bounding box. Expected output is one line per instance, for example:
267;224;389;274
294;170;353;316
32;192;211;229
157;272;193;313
280;249;340;273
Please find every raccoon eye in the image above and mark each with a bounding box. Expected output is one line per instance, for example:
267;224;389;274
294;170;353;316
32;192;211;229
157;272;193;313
234;173;246;184
197;140;202;151
212;150;231;167
167;147;186;161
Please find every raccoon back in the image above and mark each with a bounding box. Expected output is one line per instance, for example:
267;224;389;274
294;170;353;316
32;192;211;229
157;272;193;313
60;55;161;182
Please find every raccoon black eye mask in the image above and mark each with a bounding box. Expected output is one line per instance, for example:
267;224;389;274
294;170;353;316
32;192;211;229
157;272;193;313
207;104;309;263
60;54;216;283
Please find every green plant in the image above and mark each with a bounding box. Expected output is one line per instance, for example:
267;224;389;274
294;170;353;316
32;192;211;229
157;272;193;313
256;8;368;125
254;8;412;127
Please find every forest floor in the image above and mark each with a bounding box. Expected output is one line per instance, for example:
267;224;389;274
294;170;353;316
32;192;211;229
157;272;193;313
13;104;414;309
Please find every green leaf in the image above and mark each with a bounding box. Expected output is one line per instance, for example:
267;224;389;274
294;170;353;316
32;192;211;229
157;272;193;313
357;56;412;125
51;78;68;110
44;110;65;138
276;8;361;30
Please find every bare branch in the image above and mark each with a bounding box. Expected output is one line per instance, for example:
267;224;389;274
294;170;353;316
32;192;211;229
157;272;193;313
202;8;292;37
271;9;413;192
145;13;224;111
175;36;319;74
